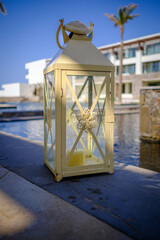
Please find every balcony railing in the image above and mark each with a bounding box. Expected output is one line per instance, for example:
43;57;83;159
115;54;136;60
143;50;160;56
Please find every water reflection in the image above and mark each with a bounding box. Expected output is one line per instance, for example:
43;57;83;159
139;141;160;172
114;115;140;166
1;102;44;112
114;114;160;172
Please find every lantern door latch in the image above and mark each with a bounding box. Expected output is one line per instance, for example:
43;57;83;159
61;88;63;97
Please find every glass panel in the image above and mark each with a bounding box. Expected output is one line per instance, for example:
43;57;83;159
146;43;160;55
44;71;55;170
123;64;135;74
128;64;135;74
122;83;132;94
115;51;126;59
116;66;119;76
128;48;137;58
129;83;132;94
104;53;110;60
122;84;125;94
65;74;108;168
117;64;135;75
143;61;160;73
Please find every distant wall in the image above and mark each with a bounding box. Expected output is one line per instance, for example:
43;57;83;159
0;83;20;97
140;87;160;142
0;83;33;98
19;83;33;97
0;97;25;103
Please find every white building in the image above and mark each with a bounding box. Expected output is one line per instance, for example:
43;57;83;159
98;33;160;103
0;83;33;98
0;59;50;98
25;59;51;85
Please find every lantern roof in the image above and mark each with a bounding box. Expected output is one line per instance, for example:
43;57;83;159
44;36;114;73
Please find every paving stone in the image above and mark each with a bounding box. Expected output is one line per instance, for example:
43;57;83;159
0;171;130;240
0;167;8;178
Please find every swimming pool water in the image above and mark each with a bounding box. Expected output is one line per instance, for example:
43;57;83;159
1;102;44;112
0;114;160;172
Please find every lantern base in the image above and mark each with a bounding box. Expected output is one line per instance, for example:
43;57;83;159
55;173;63;182
85;155;104;165
45;157;113;182
63;167;113;179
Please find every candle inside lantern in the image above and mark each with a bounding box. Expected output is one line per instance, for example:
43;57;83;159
67;150;85;167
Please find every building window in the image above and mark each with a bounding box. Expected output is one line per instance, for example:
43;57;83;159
115;48;137;59
116;66;119;76
123;64;135;74
122;83;132;94
143;61;160;73
116;64;135;75
145;43;160;55
115;51;126;60
104;52;110;60
148;82;160;87
115;51;119;59
128;48;137;58
115;53;119;60
122;83;125;93
128;83;132;93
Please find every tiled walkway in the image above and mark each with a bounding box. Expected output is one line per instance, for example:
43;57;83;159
0;166;130;240
0;131;160;240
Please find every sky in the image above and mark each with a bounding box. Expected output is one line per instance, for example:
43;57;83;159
0;0;160;88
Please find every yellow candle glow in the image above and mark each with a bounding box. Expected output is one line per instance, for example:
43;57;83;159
67;150;85;167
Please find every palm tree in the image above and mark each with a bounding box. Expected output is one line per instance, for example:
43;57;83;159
0;0;7;15
105;4;138;104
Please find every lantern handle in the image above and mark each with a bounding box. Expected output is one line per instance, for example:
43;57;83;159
56;19;64;49
89;22;94;42
56;19;70;49
56;19;94;48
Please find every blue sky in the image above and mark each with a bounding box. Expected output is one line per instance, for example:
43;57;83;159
0;0;160;87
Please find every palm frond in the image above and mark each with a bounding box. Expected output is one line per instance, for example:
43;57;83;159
126;14;139;21
114;22;119;27
0;1;7;15
130;14;139;18
104;13;119;26
118;8;127;25
104;3;138;27
124;4;138;16
114;15;120;22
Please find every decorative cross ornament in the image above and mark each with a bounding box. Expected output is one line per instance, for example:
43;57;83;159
77;108;97;133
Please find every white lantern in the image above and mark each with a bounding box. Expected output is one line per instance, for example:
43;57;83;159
43;20;115;181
